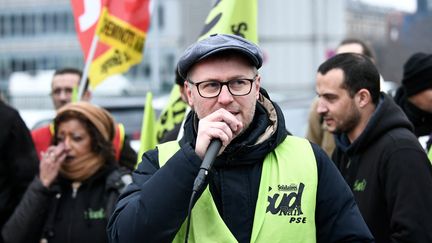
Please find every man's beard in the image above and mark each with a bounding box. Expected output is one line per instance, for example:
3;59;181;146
334;102;361;134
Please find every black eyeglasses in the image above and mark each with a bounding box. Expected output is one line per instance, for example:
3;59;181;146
187;75;257;98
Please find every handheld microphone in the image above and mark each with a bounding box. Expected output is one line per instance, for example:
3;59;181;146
192;139;222;192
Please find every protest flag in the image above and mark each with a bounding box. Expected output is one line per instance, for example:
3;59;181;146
155;85;188;142
154;0;258;142
199;0;258;43
71;0;151;98
137;92;157;164
71;86;79;103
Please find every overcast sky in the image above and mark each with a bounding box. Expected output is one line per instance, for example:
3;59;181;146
359;0;417;12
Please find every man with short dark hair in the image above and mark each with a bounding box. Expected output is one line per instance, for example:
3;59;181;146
306;38;377;156
50;68;91;110
108;34;373;243
316;52;432;242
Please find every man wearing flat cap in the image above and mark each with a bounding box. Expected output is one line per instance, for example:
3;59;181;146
108;34;373;243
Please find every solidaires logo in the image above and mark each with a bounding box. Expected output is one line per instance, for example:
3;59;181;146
84;207;105;220
266;183;307;223
353;179;367;192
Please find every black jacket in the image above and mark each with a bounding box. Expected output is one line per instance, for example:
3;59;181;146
1;165;130;243
0;101;38;239
333;93;432;243
108;92;373;243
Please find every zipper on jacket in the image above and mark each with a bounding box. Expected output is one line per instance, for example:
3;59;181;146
71;182;81;198
67;182;81;243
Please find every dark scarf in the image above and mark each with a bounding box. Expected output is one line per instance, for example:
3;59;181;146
180;90;289;167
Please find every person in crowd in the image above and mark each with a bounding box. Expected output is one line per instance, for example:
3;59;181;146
0;100;39;243
2;102;131;243
107;34;373;243
31;68;136;170
394;52;432;150
315;52;432;242
306;38;377;156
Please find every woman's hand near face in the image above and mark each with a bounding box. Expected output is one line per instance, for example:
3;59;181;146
39;143;67;188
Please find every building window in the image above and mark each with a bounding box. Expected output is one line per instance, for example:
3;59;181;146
67;13;75;32
42;14;49;33
0;15;4;37
24;14;35;35
158;5;164;29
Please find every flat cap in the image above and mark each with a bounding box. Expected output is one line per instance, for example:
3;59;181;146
177;34;263;79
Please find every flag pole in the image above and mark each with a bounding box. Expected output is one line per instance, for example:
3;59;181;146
153;0;160;92
77;35;99;100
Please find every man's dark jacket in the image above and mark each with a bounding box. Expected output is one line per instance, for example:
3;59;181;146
108;91;373;243
333;93;432;243
0;101;38;242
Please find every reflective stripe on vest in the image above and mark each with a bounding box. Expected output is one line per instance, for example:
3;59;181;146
31;124;56;160
427;147;432;164
49;123;55;134
113;123;125;161
157;136;317;243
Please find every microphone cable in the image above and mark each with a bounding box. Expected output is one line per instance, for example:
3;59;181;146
184;140;222;243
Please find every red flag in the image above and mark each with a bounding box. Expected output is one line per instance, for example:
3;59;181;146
71;0;104;60
71;0;151;88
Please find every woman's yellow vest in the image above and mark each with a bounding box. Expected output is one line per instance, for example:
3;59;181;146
157;136;318;243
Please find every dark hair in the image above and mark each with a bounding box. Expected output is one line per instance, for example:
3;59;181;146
338;38;376;61
175;67;184;86
53;111;115;164
53;68;89;90
318;53;380;105
54;68;83;78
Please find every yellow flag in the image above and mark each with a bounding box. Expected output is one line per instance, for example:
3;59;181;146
155;85;188;142
155;0;258;143
71;86;78;103
89;6;149;89
137;92;157;164
71;0;151;89
199;0;258;43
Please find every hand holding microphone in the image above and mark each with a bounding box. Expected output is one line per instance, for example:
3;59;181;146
194;108;243;159
193;108;243;192
192;139;222;192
